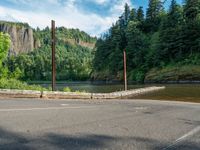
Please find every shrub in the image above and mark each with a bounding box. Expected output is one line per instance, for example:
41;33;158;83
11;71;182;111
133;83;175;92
0;78;47;91
63;87;72;92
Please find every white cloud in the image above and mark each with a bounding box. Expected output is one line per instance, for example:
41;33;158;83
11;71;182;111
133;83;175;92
110;0;133;14
0;0;133;36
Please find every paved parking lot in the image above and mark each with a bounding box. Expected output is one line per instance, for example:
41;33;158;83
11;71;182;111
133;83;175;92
0;98;199;150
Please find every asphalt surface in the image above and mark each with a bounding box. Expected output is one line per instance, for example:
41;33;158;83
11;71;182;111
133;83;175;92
0;99;199;150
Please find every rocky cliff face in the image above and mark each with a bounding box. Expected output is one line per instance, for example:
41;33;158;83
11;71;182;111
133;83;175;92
0;23;40;56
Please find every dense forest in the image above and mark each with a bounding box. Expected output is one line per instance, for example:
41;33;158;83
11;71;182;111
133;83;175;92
4;26;96;81
92;0;200;82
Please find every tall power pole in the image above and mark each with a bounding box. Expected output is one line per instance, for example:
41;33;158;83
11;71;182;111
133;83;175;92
123;49;127;91
51;20;56;91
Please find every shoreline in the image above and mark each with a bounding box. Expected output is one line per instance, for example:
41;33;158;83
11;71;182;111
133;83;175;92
27;80;200;85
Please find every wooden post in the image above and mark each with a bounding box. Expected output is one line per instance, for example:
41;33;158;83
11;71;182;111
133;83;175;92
123;49;127;91
51;20;56;91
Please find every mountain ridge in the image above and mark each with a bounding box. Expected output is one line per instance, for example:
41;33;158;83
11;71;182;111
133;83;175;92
0;20;96;56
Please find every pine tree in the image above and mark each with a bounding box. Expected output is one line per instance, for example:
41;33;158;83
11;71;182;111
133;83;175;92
168;0;183;24
129;8;137;21
145;0;163;32
146;0;163;20
184;0;200;21
118;3;131;29
137;7;144;22
126;21;147;68
124;3;131;26
183;0;200;54
158;0;184;62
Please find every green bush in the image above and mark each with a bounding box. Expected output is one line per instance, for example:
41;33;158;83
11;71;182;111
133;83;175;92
63;87;72;92
0;78;47;91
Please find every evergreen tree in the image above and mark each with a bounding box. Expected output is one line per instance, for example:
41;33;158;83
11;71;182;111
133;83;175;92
110;24;125;73
184;0;200;21
145;0;163;32
137;6;144;22
168;0;183;26
146;0;163;20
183;0;200;54
129;8;137;21
126;21;147;68
124;3;131;26
158;0;184;63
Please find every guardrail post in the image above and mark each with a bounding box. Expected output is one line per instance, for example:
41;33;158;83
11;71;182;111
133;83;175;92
51;20;56;91
124;49;127;91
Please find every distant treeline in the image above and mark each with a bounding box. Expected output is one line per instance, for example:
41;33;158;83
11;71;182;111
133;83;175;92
92;0;200;82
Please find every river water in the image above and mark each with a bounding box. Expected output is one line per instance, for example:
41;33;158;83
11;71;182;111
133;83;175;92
32;82;200;102
132;84;200;102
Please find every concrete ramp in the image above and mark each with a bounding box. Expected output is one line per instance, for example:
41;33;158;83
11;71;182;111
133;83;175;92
92;86;165;99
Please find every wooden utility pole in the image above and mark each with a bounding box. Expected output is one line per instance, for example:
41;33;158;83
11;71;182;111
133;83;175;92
123;49;127;91
51;20;56;91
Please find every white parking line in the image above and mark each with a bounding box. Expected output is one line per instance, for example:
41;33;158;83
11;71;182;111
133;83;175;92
0;106;94;112
61;104;69;106
163;126;200;150
134;107;148;110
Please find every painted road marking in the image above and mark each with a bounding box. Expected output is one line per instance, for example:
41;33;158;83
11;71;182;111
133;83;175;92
134;107;148;110
61;104;69;106
0;106;94;112
163;126;200;150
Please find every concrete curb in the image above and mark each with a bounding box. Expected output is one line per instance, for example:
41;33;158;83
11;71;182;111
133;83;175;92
0;89;41;98
42;91;92;99
0;86;165;99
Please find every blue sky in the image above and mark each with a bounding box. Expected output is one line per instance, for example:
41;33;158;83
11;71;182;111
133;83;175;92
0;0;183;36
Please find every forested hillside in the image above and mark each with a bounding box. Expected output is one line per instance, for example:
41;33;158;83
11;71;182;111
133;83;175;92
2;23;96;81
92;0;200;82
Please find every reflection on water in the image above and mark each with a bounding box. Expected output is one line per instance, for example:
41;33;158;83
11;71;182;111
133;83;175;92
132;84;200;102
37;82;147;93
32;82;200;102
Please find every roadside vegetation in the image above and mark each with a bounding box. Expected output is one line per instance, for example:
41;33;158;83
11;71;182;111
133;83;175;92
63;87;72;92
0;78;46;91
0;32;47;91
92;0;200;82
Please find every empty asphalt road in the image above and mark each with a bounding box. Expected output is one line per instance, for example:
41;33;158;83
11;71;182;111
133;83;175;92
0;98;199;150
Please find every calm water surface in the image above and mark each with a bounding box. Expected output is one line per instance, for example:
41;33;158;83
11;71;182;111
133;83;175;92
133;84;200;102
33;82;200;102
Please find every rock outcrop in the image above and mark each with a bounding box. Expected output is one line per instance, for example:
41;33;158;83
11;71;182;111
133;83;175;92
0;22;40;56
